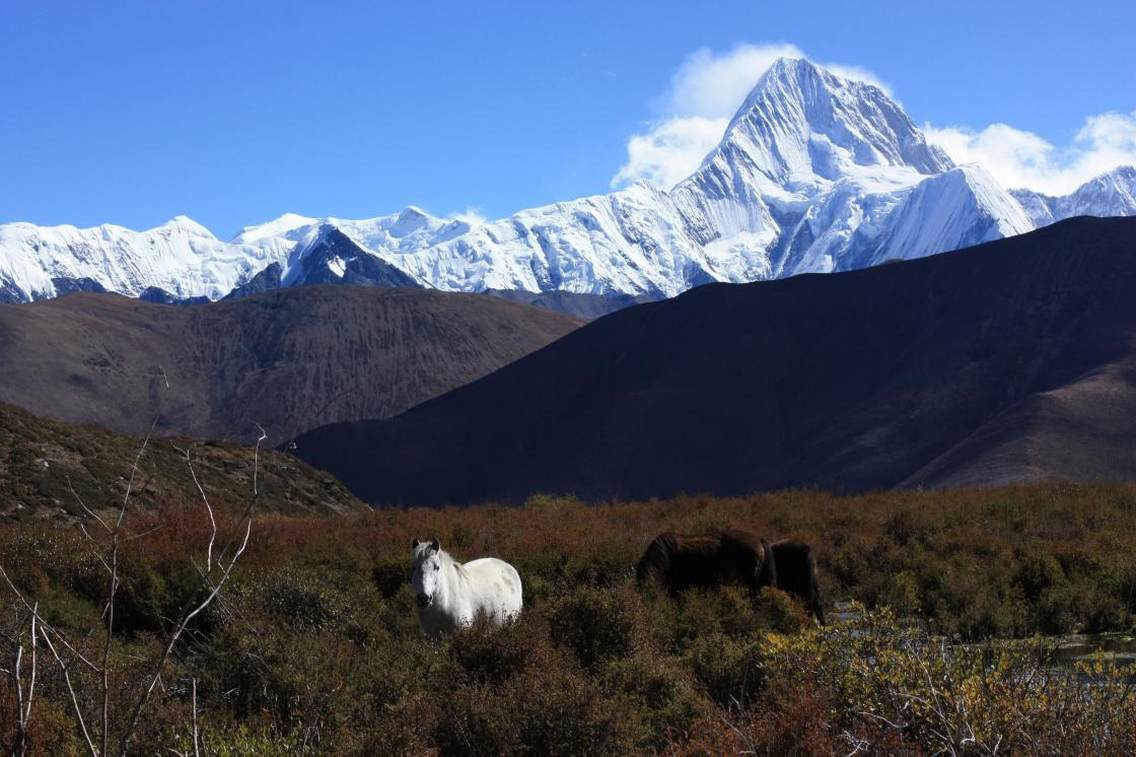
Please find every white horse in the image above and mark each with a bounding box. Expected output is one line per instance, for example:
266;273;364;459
410;537;523;638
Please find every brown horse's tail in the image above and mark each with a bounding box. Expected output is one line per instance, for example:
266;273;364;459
769;541;826;625
758;538;778;589
636;532;677;586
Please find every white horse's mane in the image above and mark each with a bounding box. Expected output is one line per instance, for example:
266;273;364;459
416;543;473;584
416;542;457;567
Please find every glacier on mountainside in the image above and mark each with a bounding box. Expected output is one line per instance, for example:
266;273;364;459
3;57;1135;304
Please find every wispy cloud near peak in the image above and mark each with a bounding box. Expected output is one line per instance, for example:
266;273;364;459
611;43;893;190
925;112;1136;195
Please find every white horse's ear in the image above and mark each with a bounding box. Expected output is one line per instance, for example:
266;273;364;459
412;538;420;549
430;537;440;552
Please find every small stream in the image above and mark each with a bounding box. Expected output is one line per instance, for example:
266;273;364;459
829;601;1136;682
1053;633;1136;673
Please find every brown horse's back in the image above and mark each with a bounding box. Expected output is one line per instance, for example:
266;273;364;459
636;529;771;593
636;529;824;623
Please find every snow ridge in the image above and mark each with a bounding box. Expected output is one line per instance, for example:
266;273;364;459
3;58;1134;304
1012;166;1136;227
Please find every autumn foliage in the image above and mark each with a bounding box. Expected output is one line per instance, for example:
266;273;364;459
2;483;1136;753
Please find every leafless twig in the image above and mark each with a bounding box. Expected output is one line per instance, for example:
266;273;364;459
8;602;38;756
173;443;216;572
117;423;264;756
39;626;98;757
191;677;201;757
68;476;109;533
3;416;265;756
0;565;100;673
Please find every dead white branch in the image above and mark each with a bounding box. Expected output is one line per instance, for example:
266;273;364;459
173;443;216;572
117;422;264;756
0;565;101;673
39;625;99;757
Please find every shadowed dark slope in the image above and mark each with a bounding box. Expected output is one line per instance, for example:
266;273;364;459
292;217;1136;506
0;287;582;442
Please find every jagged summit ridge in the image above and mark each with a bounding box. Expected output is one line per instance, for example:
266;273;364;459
2;58;1134;304
0;216;281;303
1012;165;1136;227
704;58;953;194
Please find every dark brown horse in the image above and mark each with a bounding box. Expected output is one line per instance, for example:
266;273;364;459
636;529;825;624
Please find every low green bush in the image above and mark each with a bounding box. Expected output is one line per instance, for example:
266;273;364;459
686;632;766;709
548;584;644;668
371;557;407;599
450;615;534;684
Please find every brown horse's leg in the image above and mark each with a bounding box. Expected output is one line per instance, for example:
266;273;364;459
809;571;826;626
805;545;825;625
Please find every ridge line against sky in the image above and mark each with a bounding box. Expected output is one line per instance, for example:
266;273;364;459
2;1;1134;236
610;43;1136;197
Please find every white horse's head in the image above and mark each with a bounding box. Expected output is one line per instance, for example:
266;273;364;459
411;537;442;608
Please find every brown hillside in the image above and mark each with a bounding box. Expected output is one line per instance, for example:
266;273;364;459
0;401;365;520
0;286;581;442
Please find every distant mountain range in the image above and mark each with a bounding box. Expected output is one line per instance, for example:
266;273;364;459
0;287;580;441
291;217;1136;506
1011;165;1136;226
3;59;1134;305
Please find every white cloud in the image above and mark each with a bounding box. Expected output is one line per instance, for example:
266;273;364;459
612;43;893;189
662;43;806;120
452;207;488;225
820;64;893;97
924;111;1136;195
611;115;729;190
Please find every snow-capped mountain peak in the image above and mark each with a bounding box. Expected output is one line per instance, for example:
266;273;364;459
1011;164;1136;227
701;57;953;196
390;206;436;235
863;164;1034;269
1063;165;1136;217
160;215;217;238
232;212;319;244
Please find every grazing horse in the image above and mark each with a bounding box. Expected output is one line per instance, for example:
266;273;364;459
636;529;825;624
410;537;523;638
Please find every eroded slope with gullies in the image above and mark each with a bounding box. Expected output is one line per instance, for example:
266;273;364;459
0;286;582;442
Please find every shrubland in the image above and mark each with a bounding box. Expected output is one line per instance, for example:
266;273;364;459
2;483;1136;754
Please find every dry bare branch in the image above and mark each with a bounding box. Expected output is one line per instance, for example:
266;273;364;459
117;415;158;528
117;423;263;756
0;565;101;673
191;677;201;757
39;626;98;757
24;604;38;736
173;443;216;572
252;423;267;497
8;604;38;756
68;476;110;533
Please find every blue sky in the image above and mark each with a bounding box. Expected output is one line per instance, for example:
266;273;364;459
2;0;1134;237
